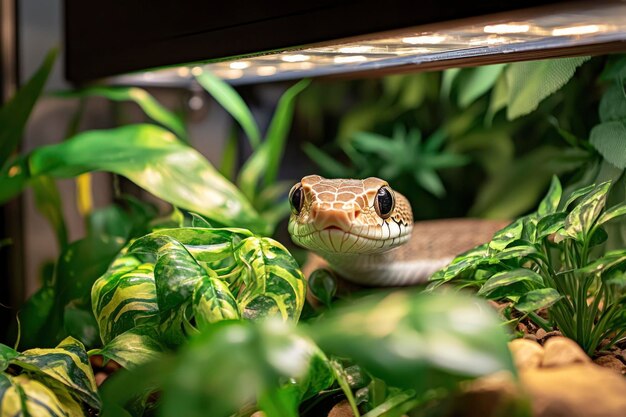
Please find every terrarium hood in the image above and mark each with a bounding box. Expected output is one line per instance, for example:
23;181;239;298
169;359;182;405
64;0;626;86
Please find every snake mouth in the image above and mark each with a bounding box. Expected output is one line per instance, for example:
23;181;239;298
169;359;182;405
290;226;411;254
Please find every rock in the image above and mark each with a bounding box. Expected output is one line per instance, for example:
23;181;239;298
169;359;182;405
328;400;354;417
542;337;590;367
521;363;626;417
509;339;544;369
453;371;523;417
523;333;538;343
250;412;266;417
594;355;626;374
95;372;108;386
536;328;547;340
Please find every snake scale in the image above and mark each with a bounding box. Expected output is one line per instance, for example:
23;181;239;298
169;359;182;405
288;175;508;286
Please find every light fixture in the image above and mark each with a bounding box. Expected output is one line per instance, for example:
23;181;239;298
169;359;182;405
99;2;626;87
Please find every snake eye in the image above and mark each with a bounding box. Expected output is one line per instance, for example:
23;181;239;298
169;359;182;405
289;184;304;215
374;186;395;219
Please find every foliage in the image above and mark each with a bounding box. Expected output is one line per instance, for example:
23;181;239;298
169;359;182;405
430;177;626;354
91;224;306;354
99;290;514;417
196;72;310;230
0;337;99;416
301;56;613;220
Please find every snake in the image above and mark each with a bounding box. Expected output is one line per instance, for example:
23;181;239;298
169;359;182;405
288;175;508;286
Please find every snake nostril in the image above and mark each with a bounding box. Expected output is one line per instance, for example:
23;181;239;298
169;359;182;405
354;209;361;219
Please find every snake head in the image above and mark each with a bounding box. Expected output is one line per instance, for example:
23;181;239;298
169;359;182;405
287;175;413;254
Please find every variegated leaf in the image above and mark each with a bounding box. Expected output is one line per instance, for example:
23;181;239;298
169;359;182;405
234;237;305;321
193;275;241;328
1;373;85;417
564;181;611;241
15;337;99;409
92;255;159;344
92;328;163;369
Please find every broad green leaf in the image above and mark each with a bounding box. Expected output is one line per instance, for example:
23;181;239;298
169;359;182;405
590;121;626;169
505;56;589;120
56;86;188;141
192;275;241;328
219;126;239;181
598;203;626;225
234;237;306;322
599;83;626;123
514;288;562;313
160;320;328;417
195;71;261;148
310;291;515;393
14;286;57;349
537;176;562;216
536;212;567;239
489;218;523;251
564;181;611;241
576;249;626;275
0;49;56;167
93;329;163;369
92;255;159;344
16;337;99;409
149;227;252;263
63;305;100;349
478;269;544;297
457;64;505;108
28;124;266;233
3;374;84;417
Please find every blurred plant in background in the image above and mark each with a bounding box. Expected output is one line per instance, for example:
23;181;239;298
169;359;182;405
301;55;626;221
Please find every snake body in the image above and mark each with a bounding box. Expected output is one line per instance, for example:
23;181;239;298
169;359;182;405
288;175;507;286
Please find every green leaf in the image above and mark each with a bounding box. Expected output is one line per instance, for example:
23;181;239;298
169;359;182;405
439;244;494;282
310;291;514;393
486;72;508;124
234;237;306;322
93;329;163;369
514;288;562;313
56;86;188;141
536;212;567;239
494;245;540;261
576;249;626;275
478;269;544;297
537;176;562;216
0;344;18;372
160;321;328;417
0;49;56;167
0;156;29;203
489;218;522;251
237;80;310;201
308;269;337;307
30;175;68;251
590;121;626;169
219;126;239;181
562;184;596;210
303;143;353;178
2;374;85;417
440;68;461;98
599;83;626;123
505;56;589;120
28;124;266;233
92;255;159;344
16;336;100;409
564;181;611;241
195;71;261;148
192;275;241;328
457;64;505;108
413;169;445;198
598;203;626;225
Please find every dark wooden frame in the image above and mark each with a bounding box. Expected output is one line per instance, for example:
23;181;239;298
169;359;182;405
64;0;566;84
